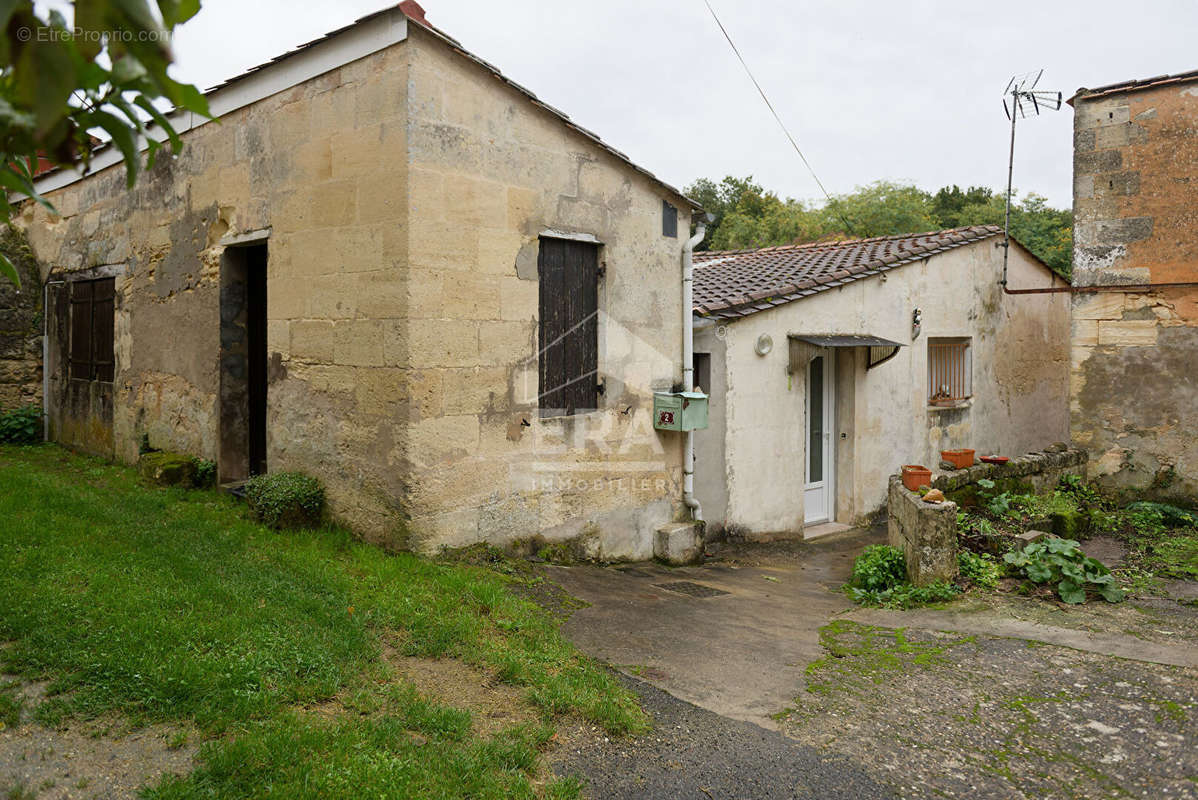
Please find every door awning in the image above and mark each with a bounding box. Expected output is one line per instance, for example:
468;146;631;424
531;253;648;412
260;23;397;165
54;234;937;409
788;334;904;348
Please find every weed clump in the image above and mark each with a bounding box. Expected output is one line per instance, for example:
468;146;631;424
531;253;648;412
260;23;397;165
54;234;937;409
245;471;326;529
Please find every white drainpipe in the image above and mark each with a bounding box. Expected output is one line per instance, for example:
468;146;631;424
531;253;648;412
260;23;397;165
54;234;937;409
682;221;707;521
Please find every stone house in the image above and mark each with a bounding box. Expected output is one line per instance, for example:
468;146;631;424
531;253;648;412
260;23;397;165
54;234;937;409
1069;70;1198;501
692;226;1071;536
17;2;702;558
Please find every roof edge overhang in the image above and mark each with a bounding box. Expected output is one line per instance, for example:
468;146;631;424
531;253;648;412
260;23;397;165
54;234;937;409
34;7;410;195
788;334;904;348
1067;68;1198;106
32;6;702;213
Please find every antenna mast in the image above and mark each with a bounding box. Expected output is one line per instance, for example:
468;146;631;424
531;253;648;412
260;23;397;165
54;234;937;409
1000;70;1062;287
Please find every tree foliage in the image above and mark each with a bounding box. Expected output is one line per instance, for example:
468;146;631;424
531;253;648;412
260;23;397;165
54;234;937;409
686;176;1073;278
0;0;211;286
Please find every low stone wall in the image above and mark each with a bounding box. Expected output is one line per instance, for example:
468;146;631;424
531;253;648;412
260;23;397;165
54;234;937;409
887;446;1091;585
933;446;1088;504
887;476;958;586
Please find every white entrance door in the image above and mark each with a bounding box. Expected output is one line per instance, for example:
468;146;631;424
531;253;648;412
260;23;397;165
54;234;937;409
804;351;835;525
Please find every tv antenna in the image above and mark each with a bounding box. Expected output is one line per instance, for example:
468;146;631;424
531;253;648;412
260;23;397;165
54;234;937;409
1000;70;1062;287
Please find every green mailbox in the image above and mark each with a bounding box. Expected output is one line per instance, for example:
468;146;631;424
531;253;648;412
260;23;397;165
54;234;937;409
653;391;709;431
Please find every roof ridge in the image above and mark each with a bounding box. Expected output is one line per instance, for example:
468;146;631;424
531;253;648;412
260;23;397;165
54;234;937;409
695;225;1000;259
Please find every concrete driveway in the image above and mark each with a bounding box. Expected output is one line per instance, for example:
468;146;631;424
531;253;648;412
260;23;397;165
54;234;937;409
547;526;882;728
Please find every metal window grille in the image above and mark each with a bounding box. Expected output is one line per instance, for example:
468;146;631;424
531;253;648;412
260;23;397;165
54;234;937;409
928;339;971;403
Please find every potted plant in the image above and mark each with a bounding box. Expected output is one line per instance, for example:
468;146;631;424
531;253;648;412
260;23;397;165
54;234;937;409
941;448;975;469
901;464;932;491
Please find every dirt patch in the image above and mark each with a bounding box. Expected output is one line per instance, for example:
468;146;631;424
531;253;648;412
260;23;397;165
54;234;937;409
778;621;1198;799
0;676;196;800
380;645;542;737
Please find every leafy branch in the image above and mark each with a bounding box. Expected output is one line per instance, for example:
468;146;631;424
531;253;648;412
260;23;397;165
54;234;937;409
0;0;212;286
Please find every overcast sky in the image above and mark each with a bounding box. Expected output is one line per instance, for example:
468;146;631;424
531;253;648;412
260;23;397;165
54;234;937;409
89;1;1198;207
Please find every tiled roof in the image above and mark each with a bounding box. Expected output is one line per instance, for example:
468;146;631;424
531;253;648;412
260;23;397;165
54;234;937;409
693;225;1003;320
1069;69;1198;104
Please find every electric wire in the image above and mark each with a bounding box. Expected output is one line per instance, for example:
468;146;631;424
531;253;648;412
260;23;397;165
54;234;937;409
702;0;855;236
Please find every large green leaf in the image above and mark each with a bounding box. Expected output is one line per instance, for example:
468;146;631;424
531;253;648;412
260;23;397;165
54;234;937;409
1099;584;1126;603
1026;562;1053;583
86;109;140;187
1057;579;1086;605
157;0;201;27
0;253;20;288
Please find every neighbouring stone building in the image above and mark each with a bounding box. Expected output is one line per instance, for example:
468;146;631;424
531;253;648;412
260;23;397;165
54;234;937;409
692;227;1071;536
17;2;701;557
0;230;43;410
1069;70;1198;502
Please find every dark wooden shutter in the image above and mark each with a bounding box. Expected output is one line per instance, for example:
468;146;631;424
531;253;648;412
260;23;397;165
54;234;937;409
68;277;115;382
69;280;94;380
92;278;115;382
538;237;598;415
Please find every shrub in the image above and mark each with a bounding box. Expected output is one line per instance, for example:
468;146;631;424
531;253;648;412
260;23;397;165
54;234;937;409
192;458;216;489
851;545;907;592
1003;537;1124;604
0;405;41;444
847;545;960;609
957;550;1001;589
245;471;326;530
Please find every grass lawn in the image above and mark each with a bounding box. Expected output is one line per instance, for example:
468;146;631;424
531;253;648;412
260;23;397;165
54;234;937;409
0;444;644;798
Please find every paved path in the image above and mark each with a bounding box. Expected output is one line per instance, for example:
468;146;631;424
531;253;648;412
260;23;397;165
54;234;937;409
547;527;879;729
549;528;1198;799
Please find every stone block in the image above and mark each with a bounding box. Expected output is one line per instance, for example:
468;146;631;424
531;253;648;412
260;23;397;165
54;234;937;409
290;320;335;363
654;521;703;566
1098;320;1158;347
1017;529;1050;544
139;451;197;487
333;320;385;366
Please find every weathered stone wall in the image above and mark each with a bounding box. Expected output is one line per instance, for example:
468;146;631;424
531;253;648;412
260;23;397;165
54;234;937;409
19;41;413;532
0;229;43;410
1071;80;1198;502
887;476;957;586
932;446;1089;497
396;25;688;557
18;21;690;557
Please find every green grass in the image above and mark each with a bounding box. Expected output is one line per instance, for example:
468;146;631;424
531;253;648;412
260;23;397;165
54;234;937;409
0;444;643;797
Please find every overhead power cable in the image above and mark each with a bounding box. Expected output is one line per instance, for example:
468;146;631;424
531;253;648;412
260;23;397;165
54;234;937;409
702;0;855;236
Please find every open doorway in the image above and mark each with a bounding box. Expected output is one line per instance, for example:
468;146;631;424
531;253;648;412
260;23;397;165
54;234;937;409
219;242;267;483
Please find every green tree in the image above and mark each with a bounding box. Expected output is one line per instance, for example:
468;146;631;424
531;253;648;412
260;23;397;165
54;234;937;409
685;175;1073;278
0;0;211;287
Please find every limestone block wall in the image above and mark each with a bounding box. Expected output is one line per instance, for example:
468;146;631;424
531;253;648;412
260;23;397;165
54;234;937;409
395;26;689;557
1070;80;1198;501
19;43;413;541
19;21;692;556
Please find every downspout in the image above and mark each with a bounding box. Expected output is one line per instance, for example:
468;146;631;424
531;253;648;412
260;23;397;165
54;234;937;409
682;220;707;522
42;272;62;442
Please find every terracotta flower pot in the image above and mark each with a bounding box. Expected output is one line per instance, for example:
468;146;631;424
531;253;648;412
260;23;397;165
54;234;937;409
901;464;932;492
941;448;975;469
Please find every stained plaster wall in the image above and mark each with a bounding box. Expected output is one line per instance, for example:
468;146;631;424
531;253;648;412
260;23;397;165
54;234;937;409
1070;81;1198;500
19;24;689;557
695;241;1070;534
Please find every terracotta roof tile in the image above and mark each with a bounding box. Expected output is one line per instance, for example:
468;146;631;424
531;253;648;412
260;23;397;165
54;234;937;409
693;225;1002;319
